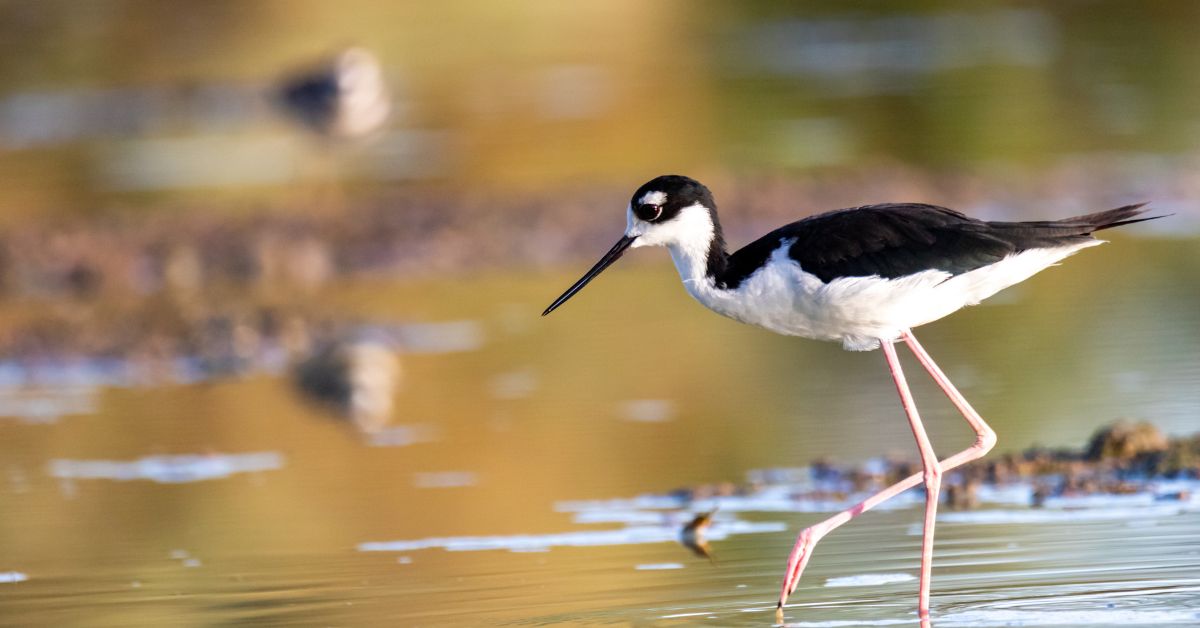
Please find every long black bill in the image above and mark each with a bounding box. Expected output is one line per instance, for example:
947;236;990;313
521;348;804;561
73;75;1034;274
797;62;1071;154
542;235;637;316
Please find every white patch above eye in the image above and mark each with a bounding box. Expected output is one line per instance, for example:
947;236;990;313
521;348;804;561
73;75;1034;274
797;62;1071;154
638;191;667;206
627;202;714;252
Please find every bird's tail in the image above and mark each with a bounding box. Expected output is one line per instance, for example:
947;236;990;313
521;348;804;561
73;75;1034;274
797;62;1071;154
986;203;1166;250
1058;203;1166;232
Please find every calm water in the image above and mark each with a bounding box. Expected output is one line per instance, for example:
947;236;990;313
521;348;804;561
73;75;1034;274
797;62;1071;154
0;237;1197;627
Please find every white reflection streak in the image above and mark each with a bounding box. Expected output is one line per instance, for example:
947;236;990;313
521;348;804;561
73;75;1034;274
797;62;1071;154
358;520;784;553
0;386;98;423
395;321;484;354
939;503;1194;525
47;452;284;484
412;471;477;489
366;423;441;447
824;573;916;588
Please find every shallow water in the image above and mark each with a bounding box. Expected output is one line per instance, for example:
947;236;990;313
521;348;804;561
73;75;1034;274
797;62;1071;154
1;237;1198;627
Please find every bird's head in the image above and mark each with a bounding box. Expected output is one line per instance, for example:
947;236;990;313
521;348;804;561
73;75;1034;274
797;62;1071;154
624;175;718;249
543;175;719;316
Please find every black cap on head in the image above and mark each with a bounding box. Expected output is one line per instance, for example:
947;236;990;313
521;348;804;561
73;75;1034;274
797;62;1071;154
629;175;716;224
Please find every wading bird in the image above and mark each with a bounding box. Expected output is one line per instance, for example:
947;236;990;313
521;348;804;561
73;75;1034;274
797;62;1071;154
276;47;391;142
542;175;1158;621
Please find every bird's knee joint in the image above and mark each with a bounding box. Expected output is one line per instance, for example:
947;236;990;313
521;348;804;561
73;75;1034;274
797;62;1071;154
977;430;998;455
923;465;944;484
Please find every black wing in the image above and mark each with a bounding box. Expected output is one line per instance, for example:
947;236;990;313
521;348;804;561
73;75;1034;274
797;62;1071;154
278;74;339;132
781;204;1013;283
722;202;1150;286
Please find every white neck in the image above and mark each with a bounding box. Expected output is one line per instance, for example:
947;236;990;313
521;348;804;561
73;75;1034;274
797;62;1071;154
666;240;712;286
627;202;719;286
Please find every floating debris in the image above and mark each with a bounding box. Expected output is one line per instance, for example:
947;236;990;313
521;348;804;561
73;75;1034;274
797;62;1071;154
1085;420;1170;464
48;452;284;484
546;424;1200;553
649;422;1200;514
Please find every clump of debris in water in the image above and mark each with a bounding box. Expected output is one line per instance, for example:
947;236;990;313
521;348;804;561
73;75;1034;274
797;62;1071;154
664;421;1198;510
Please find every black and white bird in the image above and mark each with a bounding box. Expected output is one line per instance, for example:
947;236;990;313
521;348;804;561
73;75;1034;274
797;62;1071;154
276;47;391;142
542;174;1160;622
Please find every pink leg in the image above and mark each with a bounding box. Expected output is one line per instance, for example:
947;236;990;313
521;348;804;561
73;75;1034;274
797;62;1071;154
776;331;997;620
882;339;942;618
901;330;997;463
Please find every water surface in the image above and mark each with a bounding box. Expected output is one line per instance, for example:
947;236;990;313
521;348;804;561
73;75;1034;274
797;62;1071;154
1;238;1198;626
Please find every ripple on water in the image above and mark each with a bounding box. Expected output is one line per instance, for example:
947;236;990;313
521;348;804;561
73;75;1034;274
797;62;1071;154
358;518;784;553
933;608;1200;627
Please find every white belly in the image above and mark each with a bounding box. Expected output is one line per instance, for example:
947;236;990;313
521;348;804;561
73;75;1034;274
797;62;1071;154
682;242;1101;351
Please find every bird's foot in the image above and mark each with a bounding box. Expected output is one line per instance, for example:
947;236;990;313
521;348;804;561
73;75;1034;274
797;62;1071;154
776;526;825;618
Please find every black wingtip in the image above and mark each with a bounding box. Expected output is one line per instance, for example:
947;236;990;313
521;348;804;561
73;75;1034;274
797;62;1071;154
1062;202;1169;232
1093;208;1171;232
1098;214;1171;230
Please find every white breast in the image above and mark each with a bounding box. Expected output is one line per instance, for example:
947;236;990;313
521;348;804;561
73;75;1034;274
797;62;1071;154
676;240;1102;351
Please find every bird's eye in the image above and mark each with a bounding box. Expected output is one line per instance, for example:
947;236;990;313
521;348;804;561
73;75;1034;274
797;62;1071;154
636;203;663;221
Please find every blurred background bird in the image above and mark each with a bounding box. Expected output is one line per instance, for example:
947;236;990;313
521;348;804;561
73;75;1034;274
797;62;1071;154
276;46;391;143
274;46;393;212
293;336;402;434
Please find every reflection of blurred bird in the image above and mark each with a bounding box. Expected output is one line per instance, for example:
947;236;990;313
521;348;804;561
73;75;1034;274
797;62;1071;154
293;339;401;433
543;174;1163;623
679;509;717;563
276;47;391;141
